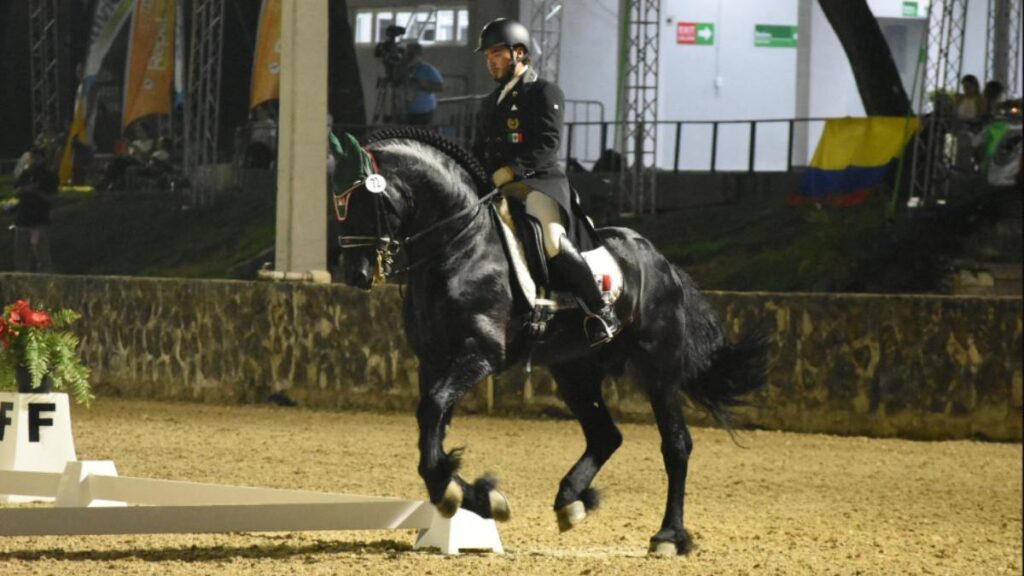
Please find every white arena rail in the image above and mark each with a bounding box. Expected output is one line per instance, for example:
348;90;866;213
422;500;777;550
0;461;503;555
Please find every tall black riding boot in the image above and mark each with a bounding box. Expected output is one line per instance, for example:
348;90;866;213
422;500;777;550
548;236;621;346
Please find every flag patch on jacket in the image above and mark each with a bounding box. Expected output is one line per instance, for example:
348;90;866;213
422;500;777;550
507;131;524;144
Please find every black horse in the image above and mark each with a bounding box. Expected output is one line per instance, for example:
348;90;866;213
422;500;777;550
338;127;767;556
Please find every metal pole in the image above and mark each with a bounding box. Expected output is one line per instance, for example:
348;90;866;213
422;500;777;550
787;120;795;172
748;121;757;173
673;121;682;173
710;122;718;173
565;123;574;167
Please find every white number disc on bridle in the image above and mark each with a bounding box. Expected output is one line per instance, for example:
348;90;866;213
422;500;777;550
365;174;388;194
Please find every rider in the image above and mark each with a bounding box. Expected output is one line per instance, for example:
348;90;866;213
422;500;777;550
472;18;620;346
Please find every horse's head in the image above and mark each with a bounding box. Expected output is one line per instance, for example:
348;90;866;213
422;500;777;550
335;173;405;290
335;129;493;290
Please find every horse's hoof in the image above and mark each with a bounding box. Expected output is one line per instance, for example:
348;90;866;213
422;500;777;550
648;540;678;557
556;500;587;532
436;480;463;518
489;489;511;522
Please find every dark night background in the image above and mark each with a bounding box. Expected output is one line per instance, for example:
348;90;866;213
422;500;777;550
0;0;363;159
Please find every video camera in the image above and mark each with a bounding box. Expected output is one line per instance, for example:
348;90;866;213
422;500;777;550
374;25;407;83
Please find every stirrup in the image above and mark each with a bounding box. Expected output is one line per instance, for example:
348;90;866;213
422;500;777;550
583;309;620;347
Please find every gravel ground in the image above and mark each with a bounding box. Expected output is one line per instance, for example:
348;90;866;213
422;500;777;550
1;399;1020;575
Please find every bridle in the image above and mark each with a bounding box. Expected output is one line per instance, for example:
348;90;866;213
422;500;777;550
337;171;500;287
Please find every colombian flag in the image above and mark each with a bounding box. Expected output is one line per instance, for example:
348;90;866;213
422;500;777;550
792;117;919;207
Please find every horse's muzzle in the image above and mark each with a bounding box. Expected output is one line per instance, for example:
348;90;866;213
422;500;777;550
343;259;375;291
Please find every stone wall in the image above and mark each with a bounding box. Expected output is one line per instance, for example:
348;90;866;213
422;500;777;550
1;273;1020;440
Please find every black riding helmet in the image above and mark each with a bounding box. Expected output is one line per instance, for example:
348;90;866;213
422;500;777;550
474;18;531;54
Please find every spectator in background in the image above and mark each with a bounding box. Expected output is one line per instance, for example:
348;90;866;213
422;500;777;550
953;75;986;171
246;104;278;169
127;121;155;163
97;122;152;191
955;75;985;122
92;102;120;154
402;42;444;125
13;147;34;181
10;147;57;272
141;137;174;183
982;80;1005;120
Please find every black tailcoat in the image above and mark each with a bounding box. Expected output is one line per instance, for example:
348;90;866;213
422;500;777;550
472;67;572;213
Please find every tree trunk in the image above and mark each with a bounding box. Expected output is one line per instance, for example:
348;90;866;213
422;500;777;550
818;0;911;116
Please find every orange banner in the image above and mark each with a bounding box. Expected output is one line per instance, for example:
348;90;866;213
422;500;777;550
250;0;282;108
123;0;175;129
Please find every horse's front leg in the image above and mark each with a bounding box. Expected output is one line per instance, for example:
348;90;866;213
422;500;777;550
416;354;511;521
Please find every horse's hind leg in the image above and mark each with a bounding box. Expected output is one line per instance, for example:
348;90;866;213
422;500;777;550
549;359;623;532
641;369;695;556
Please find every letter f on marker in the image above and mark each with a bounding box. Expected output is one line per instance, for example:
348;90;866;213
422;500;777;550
0;402;12;441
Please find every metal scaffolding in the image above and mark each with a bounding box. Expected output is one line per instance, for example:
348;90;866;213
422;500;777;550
617;0;659;215
985;0;1022;96
528;0;564;83
908;0;968;205
184;0;225;172
28;0;62;141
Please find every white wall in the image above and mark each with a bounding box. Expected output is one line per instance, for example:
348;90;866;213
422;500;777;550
658;0;801;170
344;0;1016;171
517;0;620;167
960;0;990;86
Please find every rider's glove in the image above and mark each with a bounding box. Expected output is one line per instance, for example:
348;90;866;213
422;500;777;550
491;166;517;188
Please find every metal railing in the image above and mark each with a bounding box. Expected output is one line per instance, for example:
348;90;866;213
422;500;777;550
434;93;829;173
230;115;847;183
564;118;837;173
434;95;607;152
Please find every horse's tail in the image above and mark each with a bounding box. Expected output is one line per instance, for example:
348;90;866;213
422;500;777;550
682;330;770;432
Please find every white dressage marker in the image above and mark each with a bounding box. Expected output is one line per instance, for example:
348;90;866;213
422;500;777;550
0;392;77;503
0;460;503;555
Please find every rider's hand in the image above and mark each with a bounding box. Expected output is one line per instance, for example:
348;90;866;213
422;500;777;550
491;166;517;188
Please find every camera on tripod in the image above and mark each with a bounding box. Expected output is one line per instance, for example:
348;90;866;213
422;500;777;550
374;24;408;84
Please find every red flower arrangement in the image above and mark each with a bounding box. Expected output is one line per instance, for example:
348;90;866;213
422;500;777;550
0;299;93;403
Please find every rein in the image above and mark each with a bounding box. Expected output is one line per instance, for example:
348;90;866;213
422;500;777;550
386;188;500;278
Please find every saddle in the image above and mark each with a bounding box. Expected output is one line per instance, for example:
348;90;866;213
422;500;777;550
490;196;624;339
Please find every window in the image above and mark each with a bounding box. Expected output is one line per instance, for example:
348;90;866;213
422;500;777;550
456;9;469;43
375;11;395;43
352;6;470;46
436;10;455;43
354;12;373;44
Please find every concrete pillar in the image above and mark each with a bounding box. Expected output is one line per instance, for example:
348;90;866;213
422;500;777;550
990;0;1011;88
793;0;814;168
275;0;328;273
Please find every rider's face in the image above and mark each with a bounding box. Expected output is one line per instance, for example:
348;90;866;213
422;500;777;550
485;45;518;81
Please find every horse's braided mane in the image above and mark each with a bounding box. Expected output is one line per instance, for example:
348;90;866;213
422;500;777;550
365;126;491;193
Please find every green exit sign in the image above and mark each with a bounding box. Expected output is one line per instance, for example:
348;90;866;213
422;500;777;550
754;24;798;48
903;2;918;16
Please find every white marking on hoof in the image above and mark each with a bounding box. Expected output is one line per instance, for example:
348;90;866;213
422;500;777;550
556;500;587;532
436;480;463;518
489;489;511;522
648;540;678;557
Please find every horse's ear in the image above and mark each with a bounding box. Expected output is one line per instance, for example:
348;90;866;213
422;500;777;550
365;174;388;195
